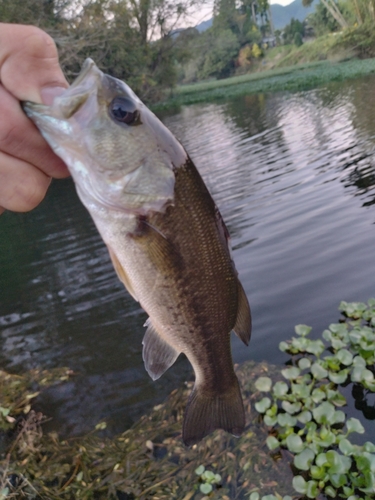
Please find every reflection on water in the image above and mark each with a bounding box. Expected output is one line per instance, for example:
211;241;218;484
1;75;375;438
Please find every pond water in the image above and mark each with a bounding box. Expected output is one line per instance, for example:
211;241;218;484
1;75;375;440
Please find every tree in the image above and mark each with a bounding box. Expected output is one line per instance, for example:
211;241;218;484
200;29;240;79
283;18;305;44
303;0;348;29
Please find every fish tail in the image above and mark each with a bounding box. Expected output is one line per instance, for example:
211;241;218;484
182;378;245;446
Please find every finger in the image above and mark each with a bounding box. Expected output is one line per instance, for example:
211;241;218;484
0;151;51;212
0;84;69;178
0;23;68;103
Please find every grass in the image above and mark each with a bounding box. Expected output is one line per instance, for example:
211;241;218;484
0;361;294;500
155;57;375;110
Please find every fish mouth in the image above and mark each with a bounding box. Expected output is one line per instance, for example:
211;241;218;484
71;58;97;88
23;58;103;120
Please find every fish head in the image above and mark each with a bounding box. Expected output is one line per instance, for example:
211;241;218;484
24;59;187;215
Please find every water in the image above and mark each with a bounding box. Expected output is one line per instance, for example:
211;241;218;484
1;75;375;438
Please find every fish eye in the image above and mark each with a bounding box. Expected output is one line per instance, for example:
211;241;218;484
109;97;141;126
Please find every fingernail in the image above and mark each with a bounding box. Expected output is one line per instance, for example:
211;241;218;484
40;85;67;105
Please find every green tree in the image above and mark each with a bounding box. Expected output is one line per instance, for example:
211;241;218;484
199;29;240;79
283;18;305;44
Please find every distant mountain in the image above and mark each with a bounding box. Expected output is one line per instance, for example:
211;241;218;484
270;0;318;30
194;0;317;34
196;18;213;33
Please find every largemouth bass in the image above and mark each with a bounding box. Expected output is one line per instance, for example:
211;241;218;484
23;59;251;445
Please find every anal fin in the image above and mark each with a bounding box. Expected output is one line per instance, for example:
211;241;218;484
142;318;180;381
233;281;252;346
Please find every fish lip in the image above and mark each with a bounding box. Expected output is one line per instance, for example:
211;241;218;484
71;58;100;88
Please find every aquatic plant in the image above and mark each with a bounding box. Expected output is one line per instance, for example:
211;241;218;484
254;299;375;500
194;465;222;494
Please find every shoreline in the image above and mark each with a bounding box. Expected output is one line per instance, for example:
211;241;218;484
153;57;375;111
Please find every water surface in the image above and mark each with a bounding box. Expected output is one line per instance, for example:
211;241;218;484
1;75;375;437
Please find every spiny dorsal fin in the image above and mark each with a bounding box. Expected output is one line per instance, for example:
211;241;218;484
233;281;251;346
142;318;180;381
107;245;138;302
183;378;245;446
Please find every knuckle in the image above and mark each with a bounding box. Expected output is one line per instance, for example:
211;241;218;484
22;26;58;61
20;174;50;211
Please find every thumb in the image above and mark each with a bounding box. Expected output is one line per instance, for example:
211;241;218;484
0;23;68;104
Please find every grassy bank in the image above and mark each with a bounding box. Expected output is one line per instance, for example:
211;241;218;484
155;57;375;110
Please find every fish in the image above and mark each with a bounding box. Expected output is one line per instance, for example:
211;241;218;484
23;59;252;446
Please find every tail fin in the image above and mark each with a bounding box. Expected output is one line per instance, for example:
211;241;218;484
182;379;245;446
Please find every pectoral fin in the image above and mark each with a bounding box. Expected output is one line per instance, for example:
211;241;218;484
142;318;180;381
233;281;251;346
107;245;138;302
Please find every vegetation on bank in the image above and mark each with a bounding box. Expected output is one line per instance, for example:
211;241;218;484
155;56;375;110
1;299;375;499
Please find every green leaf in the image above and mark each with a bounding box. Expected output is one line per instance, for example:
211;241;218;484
326;450;351;474
0;488;9;500
202;470;215;481
298;357;311;370
264;415;278;426
310;465;326;479
294;448;315;471
249;493;260;500
266;436;280;451
316;452;327;467
0;407;10;417
214;474;221;483
336;349;353;366
346;418;365;434
273;381;289;397
292;475;307;494
329;369;349;384
352;355;366;367
364;442;375;453
311;363;328;380
330;473;348;488
332;410;346;424
255;397;271;413
279;341;289;352
286;434;304;453
339;439;356;456
195;465;205;476
277;413;297;427
281;366;301;380
312;402;335;424
282;401;301;414
200;483;213;494
297;410;312;424
325;486;337;498
306;480;319;499
291;382;310;399
306;340;325;356
255;377;272;392
329;391;347;407
295;324;312;337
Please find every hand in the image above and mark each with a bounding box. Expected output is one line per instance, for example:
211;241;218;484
0;23;70;215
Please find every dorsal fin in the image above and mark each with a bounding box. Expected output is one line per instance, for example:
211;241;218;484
233;281;251;346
